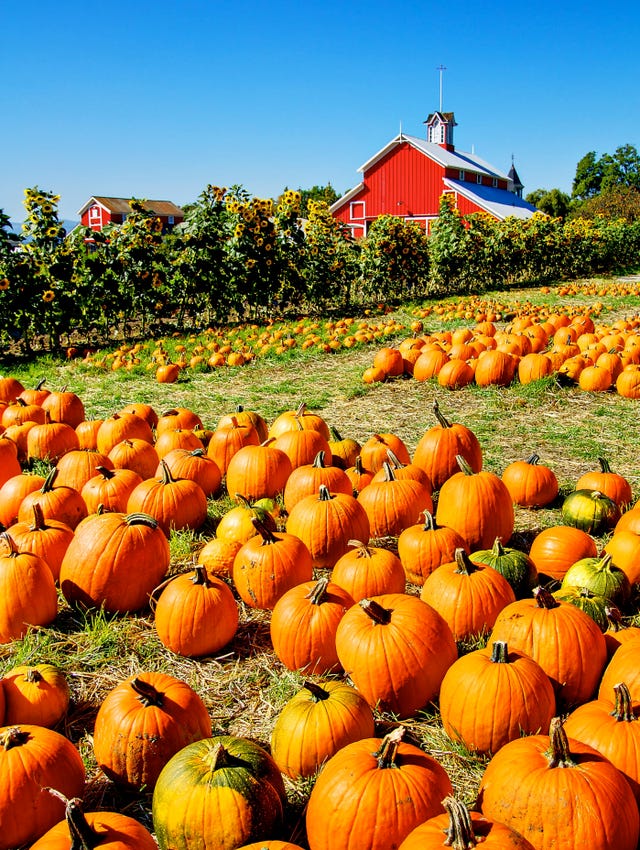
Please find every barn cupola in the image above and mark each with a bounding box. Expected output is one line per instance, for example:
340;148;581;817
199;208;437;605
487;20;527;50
508;158;524;198
425;111;457;151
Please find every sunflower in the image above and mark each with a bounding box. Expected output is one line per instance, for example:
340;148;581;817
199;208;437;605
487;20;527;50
46;226;59;238
43;290;55;302
42;204;53;214
0;278;9;291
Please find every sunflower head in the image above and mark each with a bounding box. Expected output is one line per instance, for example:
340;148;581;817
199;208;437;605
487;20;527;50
43;290;55;303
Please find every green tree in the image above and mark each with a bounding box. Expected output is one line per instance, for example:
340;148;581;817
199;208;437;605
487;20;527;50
572;185;640;223
601;144;640;193
297;185;340;219
572;151;603;200
525;188;572;219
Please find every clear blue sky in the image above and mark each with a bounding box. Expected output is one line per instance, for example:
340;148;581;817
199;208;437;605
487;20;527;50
2;0;639;222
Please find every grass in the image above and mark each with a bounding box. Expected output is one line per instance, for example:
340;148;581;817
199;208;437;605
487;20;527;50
3;278;640;847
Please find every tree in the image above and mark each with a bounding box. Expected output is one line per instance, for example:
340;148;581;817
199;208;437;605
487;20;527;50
572;145;640;200
572;151;603;200
572;185;640;223
525;188;572;219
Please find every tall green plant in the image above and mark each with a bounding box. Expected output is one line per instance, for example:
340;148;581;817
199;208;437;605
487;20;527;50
302;199;359;311
358;214;430;304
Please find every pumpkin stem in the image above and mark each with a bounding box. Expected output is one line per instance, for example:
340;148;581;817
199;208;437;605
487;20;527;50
533;585;560;610
453;548;478;575
41;465;59;492
546;717;576;768
612;682;636;723
381;461;397;482
318;484;333;501
158;459;176;484
330;426;344;441
43;790;104;850
24;667;44;684
442;795;479;849
416;515;440;540
29;501;48;531
130;677;164;707
348;539;371;558
251;515;279;545
605;604;624;631
95;465;116;480
303;680;331;702
191;564;211;587
360;598;392;625
374;726;405;769
491;537;506;557
0;726;30;750
125;513;160;530
597;457;613;473
0;531;19;558
305;575;330;605
385;448;404;469
433;399;452;429
489;641;510;664
455;455;474;476
295;402;307;417
525;453;541;465
312;451;327;469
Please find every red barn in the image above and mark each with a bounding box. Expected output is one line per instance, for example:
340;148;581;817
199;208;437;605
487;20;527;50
77;196;184;232
331;112;537;236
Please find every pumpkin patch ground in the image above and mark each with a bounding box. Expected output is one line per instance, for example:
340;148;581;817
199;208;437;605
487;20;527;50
2;281;640;848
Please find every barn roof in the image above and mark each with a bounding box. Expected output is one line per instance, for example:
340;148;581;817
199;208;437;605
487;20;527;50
443;178;537;220
357;133;511;180
77;197;184;217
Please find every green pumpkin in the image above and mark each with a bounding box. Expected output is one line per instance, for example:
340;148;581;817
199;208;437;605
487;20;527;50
562;552;631;609
152;736;286;850
561;489;621;535
553;586;610;632
470;537;538;599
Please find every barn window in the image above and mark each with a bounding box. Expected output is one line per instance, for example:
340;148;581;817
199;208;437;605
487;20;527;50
89;206;100;219
492;177;498;188
459;170;465;180
168;216;174;225
350;201;365;219
476;174;483;184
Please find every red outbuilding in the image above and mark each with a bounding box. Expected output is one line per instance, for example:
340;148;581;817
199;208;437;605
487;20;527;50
77;196;184;232
331;111;537;236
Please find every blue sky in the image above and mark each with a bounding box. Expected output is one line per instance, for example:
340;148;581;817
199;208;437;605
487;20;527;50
2;0;639;222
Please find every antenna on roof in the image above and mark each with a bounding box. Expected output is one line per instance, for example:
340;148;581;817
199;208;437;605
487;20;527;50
436;64;447;111
399;119;403;139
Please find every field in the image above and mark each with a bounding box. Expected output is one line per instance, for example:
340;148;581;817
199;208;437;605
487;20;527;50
2;278;640;848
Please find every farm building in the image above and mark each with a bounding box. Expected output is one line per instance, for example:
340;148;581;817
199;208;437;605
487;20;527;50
331;111;537;237
77;197;184;232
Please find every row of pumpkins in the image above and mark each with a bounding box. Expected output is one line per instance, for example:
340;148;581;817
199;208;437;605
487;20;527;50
1;375;640;848
363;309;640;398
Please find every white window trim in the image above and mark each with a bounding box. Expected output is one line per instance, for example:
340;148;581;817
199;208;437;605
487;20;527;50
350;200;365;220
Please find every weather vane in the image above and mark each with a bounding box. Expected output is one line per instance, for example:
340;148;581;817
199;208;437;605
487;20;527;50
436;64;447;111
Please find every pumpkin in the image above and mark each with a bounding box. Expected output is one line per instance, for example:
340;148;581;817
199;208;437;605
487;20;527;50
268;402;330;441
576;457;633;508
160;447;221;497
552;586;610;631
152;735;286;850
75;418;103;451
398;795;536;850
335;594;457;717
108;437;160;480
564;682;640;803
561;488;621;534
196;536;242;578
0;376;25;404
93;671;212;791
439;640;555;755
397;510;469;585
27;421;80;464
470;537;538;599
603;604;640;658
1;397;47;428
489;585;608;709
270;680;374;778
327;426;360;470
156;407;203;434
0;532;58;643
435;456;514;551
80;465;143;514
604;530;640;584
18;467;88;530
305;727;452;850
54;448;114;494
95;412;154;456
331;539;405;601
0;724;85;849
478;717;640;850
270;576;354;674
357;461;433;539
283;450;352;514
225;442;292;503
359;432;411;473
272;422;332;470
233;517;314;610
2;663;70;728
126;460;208;537
0;434;21;490
119;401;159;430
528;525;598;581
344;455;374;495
16;377;48;406
217;405;269;443
0;472;45;528
59;512;170;613
237;844;304;850
437;358;475;389
373;346;404;377
154;564;239;657
207;417;260;474
30;792;157;849
6;502;74;582
41;388;85;429
474;348;517;387
154;427;204;460
501;453;559;507
561;551;631;608
598;636;640;702
286;484;370;568
216;495;278;546
420;548;516;643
